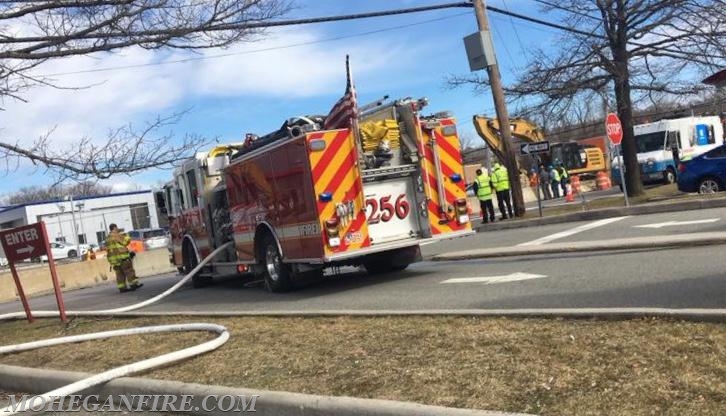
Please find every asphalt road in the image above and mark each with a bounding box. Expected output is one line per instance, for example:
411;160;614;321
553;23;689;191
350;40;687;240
1;207;725;314
451;206;726;251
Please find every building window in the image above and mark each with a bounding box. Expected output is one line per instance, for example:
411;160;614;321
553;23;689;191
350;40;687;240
96;231;107;244
186;169;199;208
129;203;151;230
77;234;87;244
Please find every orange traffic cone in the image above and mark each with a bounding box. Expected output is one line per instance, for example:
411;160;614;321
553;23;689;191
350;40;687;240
565;186;575;202
570;175;581;194
596;171;611;190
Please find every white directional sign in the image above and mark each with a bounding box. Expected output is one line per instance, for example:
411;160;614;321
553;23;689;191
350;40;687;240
633;219;719;229
520;141;550;155
441;273;547;285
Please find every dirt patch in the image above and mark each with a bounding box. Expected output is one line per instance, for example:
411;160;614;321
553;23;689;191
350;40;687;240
1;316;725;415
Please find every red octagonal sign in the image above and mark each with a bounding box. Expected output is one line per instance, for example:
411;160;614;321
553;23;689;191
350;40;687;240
0;223;49;263
605;113;623;146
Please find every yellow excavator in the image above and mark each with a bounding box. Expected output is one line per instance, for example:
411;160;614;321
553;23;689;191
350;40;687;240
472;115;607;176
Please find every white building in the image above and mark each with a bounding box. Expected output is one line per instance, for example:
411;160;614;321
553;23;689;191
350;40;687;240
0;190;159;247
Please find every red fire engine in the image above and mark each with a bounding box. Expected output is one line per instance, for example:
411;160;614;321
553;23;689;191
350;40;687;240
161;97;473;292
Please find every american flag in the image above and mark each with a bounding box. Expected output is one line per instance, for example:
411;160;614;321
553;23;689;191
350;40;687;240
323;55;358;130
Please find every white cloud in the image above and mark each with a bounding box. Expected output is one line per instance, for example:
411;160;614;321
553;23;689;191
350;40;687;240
0;19;459;194
0;26;420;146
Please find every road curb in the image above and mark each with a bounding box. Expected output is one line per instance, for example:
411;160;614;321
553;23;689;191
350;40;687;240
0;364;530;416
432;231;726;260
87;308;726;323
475;197;726;231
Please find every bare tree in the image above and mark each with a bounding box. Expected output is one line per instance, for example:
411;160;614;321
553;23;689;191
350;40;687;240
0;0;292;182
450;0;725;196
4;181;113;205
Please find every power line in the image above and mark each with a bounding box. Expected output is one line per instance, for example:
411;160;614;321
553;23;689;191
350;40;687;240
24;1;720;79
41;11;472;77
502;0;527;55
532;0;602;21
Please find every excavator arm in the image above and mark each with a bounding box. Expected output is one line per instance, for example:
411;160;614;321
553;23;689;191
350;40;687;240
472;115;545;163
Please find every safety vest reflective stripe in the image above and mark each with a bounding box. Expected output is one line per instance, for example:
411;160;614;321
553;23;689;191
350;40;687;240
476;174;493;200
492;167;510;191
551;170;561;181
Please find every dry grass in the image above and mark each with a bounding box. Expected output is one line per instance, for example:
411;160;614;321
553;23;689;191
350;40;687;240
1;316;725;415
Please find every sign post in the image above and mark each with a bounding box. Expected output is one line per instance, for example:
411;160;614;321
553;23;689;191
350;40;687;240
521;141;550;218
606;113;629;207
0;222;67;323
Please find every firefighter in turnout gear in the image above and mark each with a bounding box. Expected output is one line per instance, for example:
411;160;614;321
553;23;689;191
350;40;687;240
491;162;513;220
474;168;496;223
106;224;143;293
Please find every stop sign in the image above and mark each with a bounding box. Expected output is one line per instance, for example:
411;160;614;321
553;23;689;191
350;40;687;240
605;113;623;145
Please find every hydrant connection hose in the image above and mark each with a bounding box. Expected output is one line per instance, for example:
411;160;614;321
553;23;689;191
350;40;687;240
0;242;235;415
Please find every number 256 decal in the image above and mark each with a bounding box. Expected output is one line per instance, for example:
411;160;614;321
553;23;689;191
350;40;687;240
366;194;410;224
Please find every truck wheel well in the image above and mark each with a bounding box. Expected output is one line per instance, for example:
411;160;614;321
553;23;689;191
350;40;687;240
254;224;281;263
181;237;199;265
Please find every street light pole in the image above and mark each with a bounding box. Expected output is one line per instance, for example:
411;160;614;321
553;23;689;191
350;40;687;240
76;202;86;246
56;204;66;242
471;0;525;217
68;195;80;259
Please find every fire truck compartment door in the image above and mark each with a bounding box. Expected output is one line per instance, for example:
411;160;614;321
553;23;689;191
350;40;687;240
363;177;420;244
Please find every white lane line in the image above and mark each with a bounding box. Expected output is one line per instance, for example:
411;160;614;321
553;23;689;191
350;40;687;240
517;216;629;246
633;218;719;229
441;273;547;284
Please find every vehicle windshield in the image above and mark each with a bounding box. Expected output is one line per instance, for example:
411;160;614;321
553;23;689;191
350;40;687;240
635;131;666;153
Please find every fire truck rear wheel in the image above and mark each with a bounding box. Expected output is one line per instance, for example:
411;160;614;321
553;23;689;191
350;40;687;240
183;244;211;288
261;234;292;293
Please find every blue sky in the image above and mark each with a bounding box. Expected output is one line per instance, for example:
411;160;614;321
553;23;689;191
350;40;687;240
0;0;560;197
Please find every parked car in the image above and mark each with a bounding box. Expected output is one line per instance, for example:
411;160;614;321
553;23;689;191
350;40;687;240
677;144;726;194
127;228;170;252
40;242;91;261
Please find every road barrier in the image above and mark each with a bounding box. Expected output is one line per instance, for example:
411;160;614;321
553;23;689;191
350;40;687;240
0;249;175;303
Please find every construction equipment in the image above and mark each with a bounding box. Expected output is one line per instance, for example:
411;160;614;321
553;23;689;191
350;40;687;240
473;115;607;176
160;97;473;292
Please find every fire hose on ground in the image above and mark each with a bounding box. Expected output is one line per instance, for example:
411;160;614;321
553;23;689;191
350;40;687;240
0;242;235;415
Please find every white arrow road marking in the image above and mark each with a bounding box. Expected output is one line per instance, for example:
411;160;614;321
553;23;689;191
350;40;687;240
633;218;719;229
441;273;547;284
518;216;629;246
16;245;34;255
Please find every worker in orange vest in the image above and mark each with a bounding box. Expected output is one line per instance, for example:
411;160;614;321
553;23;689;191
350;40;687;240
528;168;539;198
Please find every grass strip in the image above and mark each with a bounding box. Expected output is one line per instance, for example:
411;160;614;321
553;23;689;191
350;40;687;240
1;316;724;416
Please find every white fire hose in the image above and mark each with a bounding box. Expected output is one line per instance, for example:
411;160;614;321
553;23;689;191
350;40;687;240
0;242;234;415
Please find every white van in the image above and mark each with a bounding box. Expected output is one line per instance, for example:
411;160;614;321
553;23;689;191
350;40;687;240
612;116;724;185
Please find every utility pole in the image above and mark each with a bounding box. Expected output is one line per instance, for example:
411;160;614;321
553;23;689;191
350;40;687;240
471;0;524;217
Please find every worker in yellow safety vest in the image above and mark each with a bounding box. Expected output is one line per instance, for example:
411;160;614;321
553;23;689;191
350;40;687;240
557;162;569;197
474;168;496;223
549;165;561;198
106;224;143;293
491;162;514;220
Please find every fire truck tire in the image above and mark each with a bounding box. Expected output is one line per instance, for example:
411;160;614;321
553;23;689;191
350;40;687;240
261;234;293;292
182;243;212;288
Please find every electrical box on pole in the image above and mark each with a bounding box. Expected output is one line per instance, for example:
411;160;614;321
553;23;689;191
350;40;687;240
463;31;497;71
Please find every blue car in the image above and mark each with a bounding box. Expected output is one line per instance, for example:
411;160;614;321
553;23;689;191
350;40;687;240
677;144;726;193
